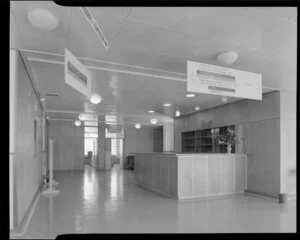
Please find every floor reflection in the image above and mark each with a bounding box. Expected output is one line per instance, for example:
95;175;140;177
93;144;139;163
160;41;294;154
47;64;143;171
83;165;98;216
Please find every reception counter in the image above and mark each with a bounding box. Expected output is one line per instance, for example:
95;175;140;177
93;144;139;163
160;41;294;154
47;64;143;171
134;153;247;200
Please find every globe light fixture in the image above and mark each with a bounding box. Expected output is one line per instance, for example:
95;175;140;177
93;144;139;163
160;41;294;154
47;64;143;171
150;119;157;124
175;110;180;117
74;120;81;126
90;93;102;104
135;123;141;129
78;113;87;121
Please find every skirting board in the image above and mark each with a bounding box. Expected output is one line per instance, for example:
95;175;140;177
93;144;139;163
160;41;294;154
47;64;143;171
178;192;245;202
135;181;178;200
244;190;279;202
10;182;43;237
54;169;84;173
135;181;245;202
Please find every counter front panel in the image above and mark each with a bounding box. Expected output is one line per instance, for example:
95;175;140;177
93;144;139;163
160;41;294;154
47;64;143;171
134;153;247;200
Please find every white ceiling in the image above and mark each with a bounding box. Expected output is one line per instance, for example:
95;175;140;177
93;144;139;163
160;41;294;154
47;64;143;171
10;2;297;126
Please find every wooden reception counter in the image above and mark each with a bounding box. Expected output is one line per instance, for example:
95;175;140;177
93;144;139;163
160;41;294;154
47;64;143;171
134;153;247;200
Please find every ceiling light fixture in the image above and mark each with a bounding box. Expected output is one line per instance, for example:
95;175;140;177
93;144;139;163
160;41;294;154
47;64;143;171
90;93;102;104
194;106;200;111
148;110;155;113
135;123;141;129
175;110;180;117
27;8;58;31
186;93;195;98
221;97;228;103
163;103;172;107
74;120;82;126
217;51;238;65
40;98;46;101
78;113;87;121
150;119;157;124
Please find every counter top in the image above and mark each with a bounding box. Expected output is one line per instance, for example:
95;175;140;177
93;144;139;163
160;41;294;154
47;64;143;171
133;152;246;156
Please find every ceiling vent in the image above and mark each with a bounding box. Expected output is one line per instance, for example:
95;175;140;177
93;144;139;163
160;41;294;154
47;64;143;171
80;7;109;50
45;92;61;97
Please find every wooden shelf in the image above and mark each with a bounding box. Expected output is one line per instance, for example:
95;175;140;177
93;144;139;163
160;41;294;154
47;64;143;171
182;125;236;153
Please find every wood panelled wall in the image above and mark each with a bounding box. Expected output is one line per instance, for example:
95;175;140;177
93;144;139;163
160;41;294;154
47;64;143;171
124;127;155;158
153;126;163;152
280;91;296;196
13;51;43;227
48;121;84;171
174;91;281;197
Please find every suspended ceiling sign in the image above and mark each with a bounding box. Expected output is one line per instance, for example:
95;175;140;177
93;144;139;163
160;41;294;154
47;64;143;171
187;61;262;100
64;48;91;97
105;128;124;138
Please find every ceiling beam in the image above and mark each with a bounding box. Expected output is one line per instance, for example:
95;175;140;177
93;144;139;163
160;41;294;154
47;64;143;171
25;53;281;91
19;48;186;76
27;56;186;82
45;108;170;120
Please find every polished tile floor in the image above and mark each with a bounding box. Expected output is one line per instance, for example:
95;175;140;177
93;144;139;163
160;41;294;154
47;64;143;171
11;165;296;238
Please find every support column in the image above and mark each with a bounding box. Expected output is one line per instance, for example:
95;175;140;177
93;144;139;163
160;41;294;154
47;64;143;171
97;126;106;170
163;120;174;152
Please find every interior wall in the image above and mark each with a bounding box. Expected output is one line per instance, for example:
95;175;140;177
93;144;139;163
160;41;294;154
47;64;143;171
48;121;84;171
280;91;296;196
13;51;43;227
174;91;281;197
124;127;155;157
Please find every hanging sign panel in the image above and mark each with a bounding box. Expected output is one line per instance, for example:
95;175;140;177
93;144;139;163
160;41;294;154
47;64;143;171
187;61;262;100
65;48;92;97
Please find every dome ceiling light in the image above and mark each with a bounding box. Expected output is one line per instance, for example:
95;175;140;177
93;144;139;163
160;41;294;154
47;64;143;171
194;106;200;111
217;51;238;65
185;93;195;98
150;119;157;124
163;103;172;107
90;93;102;104
74;120;82;126
27;8;58;31
221;97;228;103
148;110;155;113
175;110;180;117
135;123;141;129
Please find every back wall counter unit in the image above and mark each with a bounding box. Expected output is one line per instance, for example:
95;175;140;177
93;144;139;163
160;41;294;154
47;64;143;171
134;153;247;200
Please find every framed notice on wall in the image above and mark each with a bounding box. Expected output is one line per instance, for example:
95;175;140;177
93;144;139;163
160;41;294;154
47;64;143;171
187;61;262;100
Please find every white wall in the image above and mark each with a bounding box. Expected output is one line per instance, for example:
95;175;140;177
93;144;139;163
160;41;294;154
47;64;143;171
124;127;155;157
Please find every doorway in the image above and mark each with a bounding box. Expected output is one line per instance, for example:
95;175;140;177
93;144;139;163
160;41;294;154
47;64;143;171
111;138;124;168
84;124;98;168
